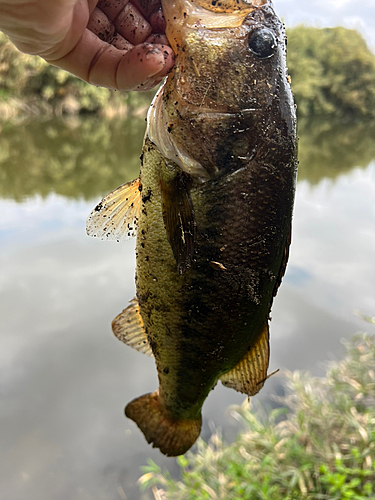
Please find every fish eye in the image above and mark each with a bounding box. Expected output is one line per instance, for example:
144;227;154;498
248;27;277;59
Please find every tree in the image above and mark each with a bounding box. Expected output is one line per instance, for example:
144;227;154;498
287;26;375;120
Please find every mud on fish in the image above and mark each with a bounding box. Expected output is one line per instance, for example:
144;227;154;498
87;0;297;456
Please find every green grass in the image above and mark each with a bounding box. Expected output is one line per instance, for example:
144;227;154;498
139;320;375;499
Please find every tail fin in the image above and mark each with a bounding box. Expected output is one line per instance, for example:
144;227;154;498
125;391;202;456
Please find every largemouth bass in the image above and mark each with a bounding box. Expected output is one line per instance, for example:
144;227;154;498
87;0;297;456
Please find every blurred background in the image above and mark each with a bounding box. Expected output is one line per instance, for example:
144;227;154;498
1;0;375;499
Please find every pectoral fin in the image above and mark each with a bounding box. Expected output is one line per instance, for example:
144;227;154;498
160;172;195;274
220;322;270;396
112;298;153;357
86;178;141;241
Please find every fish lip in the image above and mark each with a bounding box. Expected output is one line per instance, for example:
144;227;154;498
164;0;269;16
161;0;269;42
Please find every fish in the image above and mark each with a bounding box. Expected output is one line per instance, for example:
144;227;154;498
86;0;297;456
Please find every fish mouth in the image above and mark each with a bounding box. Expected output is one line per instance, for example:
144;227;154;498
161;0;270;51
192;0;268;14
161;0;273;111
154;0;272;180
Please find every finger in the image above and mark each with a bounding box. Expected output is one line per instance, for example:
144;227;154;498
131;0;162;18
97;0;158;45
134;74;165;91
97;0;129;20
88;42;167;89
113;43;174;90
87;6;139;51
149;8;166;34
113;3;152;45
130;1;166;34
111;33;133;51
145;34;168;45
46;29;174;91
87;7;116;41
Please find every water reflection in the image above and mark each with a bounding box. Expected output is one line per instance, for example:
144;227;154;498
298;118;375;184
1;115;375;500
1;115;375;201
0;116;146;201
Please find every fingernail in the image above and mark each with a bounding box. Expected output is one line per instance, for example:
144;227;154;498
145;47;162;59
146;48;166;77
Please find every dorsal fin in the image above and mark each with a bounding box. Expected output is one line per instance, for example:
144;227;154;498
112;298;153;357
220;322;270;396
160;172;196;274
86;178;141;241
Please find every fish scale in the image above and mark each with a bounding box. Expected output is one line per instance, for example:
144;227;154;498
86;0;297;456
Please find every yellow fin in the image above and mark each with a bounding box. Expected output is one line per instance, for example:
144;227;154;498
112;298;153;357
220;322;270;396
125;390;202;456
86;178;140;241
160;172;195;274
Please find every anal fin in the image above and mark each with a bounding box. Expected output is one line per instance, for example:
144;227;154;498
160;172;195;274
220;322;270;396
112;298;153;357
86;178;141;241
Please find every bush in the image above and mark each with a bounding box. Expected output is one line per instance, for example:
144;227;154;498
2;26;375;121
0;31;153;117
139;325;375;499
287;27;375;119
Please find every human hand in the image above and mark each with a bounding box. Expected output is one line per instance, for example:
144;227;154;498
0;0;174;91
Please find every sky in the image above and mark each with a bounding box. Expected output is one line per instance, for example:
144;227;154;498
275;0;375;50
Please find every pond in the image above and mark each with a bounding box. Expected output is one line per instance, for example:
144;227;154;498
1;113;375;500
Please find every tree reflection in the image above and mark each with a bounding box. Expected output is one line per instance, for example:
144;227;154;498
0;115;147;201
298;118;375;184
0;114;375;201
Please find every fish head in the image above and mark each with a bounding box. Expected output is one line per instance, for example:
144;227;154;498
151;0;296;180
162;0;285;110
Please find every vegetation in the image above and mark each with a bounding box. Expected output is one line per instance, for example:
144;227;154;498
297;117;375;184
288;27;375;120
139;327;375;499
1;25;375;199
0;115;146;201
1;109;374;202
0;31;153;120
1;26;375;121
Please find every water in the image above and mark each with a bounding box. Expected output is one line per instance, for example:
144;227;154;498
1;114;375;500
